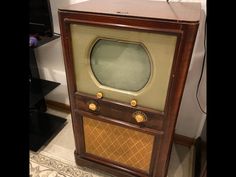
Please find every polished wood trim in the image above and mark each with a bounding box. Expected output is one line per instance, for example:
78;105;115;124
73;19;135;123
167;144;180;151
74;112;86;155
44;100;196;148
59;0;201;22
45;100;196;149
63;14;184;35
45;99;197;149
74;151;138;177
84;153;149;177
59;10;83;154
154;23;199;177
76;91;165;115
46;100;71;113
173;134;195;147
76;109;164;135
74;92;164;130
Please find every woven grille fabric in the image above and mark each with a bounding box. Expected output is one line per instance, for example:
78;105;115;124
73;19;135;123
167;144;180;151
83;117;154;172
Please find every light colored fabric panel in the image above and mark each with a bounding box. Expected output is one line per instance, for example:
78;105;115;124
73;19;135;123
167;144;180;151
71;24;176;111
83;116;154;172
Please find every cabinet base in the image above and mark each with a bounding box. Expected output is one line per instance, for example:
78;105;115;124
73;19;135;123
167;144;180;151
74;151;148;177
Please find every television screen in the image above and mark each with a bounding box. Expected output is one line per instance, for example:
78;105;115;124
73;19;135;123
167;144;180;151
29;0;54;37
90;39;151;92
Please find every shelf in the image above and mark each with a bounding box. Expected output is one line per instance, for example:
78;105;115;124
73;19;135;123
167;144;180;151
35;34;60;48
29;34;65;152
30;111;67;152
30;78;60;108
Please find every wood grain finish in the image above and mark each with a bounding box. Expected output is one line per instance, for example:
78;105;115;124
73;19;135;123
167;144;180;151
74;92;164;130
60;0;200;22
45;99;196;148
58;1;200;177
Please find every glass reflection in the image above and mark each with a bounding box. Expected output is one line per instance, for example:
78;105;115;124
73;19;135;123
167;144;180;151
90;39;151;92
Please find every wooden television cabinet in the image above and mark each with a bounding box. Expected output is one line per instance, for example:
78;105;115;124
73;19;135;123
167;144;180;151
58;0;200;176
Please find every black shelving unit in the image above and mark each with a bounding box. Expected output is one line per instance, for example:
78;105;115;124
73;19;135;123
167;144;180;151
30;78;60;107
29;38;66;152
36;34;60;47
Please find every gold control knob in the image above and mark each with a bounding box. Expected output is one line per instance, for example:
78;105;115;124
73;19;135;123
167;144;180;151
88;103;97;111
130;99;137;107
134;114;146;123
133;111;147;123
96;92;103;99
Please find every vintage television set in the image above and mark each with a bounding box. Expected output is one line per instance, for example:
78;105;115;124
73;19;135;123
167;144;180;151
58;0;200;177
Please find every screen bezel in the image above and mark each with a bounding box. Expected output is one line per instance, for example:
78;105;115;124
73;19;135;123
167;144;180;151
69;23;179;112
61;14;183;115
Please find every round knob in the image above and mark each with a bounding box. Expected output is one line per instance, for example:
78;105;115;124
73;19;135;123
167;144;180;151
134;114;146;123
130;99;137;107
88;103;97;111
133;111;147;123
96;92;103;99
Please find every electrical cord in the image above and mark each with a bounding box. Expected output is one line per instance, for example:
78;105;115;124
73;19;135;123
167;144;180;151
167;0;207;114
196;17;207;115
166;0;206;114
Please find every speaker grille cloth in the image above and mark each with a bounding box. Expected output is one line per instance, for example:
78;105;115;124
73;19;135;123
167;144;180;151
83;117;154;172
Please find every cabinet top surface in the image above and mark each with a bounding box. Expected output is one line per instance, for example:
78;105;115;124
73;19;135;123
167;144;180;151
59;0;201;22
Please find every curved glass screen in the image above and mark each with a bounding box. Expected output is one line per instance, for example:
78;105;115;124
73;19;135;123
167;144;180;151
90;39;151;92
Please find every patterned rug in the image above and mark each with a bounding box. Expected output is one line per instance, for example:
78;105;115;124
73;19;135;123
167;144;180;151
30;152;112;177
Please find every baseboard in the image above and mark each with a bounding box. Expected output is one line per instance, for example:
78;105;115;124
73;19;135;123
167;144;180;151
46;100;196;147
46;100;71;113
173;133;195;147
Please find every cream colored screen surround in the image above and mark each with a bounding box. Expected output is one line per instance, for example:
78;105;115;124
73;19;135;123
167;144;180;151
70;24;177;111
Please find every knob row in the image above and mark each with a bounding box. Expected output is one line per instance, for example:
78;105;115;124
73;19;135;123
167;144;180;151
95;92;138;107
88;100;147;123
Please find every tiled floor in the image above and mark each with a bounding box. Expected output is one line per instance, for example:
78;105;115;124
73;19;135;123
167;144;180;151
36;108;195;177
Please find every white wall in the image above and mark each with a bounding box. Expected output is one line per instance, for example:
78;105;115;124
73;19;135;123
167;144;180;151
34;0;87;105
50;0;89;34
175;9;206;138
154;0;206;12
34;38;70;104
34;0;206;138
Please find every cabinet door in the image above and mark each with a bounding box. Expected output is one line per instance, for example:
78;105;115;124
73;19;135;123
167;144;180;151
74;110;162;176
